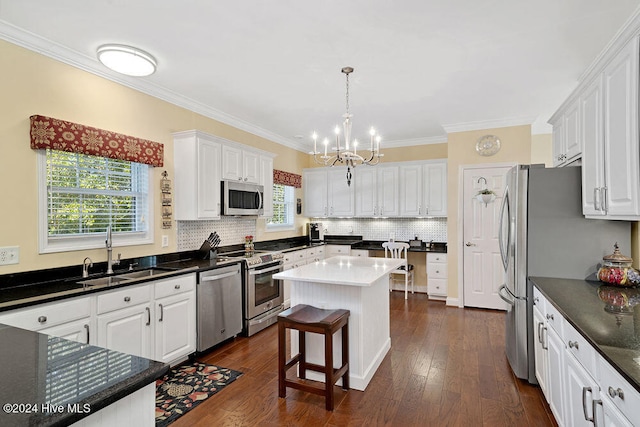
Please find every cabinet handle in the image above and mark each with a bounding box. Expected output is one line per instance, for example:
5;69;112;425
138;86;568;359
537;322;543;343
84;324;90;344
602;187;608;213
594;188;601;211
533;297;539;305
592;399;602;427
541;326;548;350
418;205;421;215
568;340;579;350
146;307;151;326
238;177;242;180
546;313;554;321
608;386;624;400
37;316;47;324
159;304;164;322
244;177;248;181
582;386;594;422
175;284;181;290
124;296;131;302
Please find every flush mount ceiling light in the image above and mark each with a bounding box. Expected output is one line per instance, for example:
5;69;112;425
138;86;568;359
96;44;157;77
310;67;383;186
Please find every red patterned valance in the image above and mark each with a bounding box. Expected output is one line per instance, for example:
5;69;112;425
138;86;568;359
30;115;164;167
273;169;301;188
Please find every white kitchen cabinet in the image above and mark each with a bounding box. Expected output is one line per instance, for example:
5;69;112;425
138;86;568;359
565;352;599;427
282;247;325;308
173;130;222;220
351;249;369;257
355;166;399;217
581;75;606;216
324;244;351;258
154;276;196;365
598;395;634;427
303;168;329;217
0;296;93;345
426;253;447;300
596;353;640;426
572;36;640;219
399;160;447;217
96;284;154;359
533;297;548;397
327;167;355;216
260;155;274;218
222;144;261;184
546;321;566;426
303;167;355;217
551;97;582;167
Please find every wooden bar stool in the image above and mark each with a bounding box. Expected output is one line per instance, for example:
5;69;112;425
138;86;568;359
278;304;350;411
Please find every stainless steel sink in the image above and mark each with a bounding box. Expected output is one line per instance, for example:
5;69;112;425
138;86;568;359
77;276;129;288
116;268;174;280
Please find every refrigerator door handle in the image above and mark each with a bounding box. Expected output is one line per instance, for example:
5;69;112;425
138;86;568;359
498;187;510;270
498;284;515;305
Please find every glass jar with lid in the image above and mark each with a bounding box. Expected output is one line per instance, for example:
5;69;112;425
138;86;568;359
597;243;640;287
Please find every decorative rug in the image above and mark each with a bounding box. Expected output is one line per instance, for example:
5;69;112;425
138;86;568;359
155;362;243;426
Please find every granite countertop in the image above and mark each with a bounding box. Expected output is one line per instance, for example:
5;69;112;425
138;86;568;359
273;255;404;286
351;240;448;253
530;276;640;393
0;324;168;426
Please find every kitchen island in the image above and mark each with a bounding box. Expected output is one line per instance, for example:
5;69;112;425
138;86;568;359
0;324;168;427
273;255;404;390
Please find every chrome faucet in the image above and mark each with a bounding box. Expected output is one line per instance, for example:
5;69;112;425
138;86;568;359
82;257;93;278
106;226;121;274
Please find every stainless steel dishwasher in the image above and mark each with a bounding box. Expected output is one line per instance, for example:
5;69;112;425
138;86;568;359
197;263;243;352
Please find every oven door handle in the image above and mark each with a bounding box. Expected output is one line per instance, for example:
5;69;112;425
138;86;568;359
249;265;283;275
200;271;240;281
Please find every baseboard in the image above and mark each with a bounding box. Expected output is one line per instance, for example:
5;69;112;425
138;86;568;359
446;297;460;307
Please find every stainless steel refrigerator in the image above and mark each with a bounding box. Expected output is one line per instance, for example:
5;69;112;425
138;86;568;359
497;164;630;383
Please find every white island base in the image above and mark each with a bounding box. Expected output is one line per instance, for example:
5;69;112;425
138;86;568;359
274;256;403;391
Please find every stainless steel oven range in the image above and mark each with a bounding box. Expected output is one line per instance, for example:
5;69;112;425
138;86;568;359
219;250;284;336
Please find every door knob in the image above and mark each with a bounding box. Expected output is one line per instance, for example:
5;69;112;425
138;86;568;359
465;242;476;246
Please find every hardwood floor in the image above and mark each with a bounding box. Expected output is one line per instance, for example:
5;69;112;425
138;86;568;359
173;292;557;426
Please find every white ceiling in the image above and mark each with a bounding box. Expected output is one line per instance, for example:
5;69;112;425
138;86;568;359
1;0;639;152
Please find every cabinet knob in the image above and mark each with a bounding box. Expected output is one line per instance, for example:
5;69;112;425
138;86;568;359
568;341;579;350
175;284;181;290
124;296;131;302
534;297;539;305
546;313;554;321
608;386;624;400
37;316;47;323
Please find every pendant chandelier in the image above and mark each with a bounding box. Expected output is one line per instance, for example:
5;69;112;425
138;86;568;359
310;66;383;186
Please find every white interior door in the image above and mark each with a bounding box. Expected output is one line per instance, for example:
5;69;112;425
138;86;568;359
463;166;510;310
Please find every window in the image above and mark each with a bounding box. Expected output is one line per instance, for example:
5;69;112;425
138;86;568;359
267;184;294;230
38;149;153;253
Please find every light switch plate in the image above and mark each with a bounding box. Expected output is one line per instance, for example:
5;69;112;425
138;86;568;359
0;246;19;265
161;235;169;247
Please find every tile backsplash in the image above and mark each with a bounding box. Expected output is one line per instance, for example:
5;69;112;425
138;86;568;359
177;217;447;251
318;218;447;242
177;218;256;251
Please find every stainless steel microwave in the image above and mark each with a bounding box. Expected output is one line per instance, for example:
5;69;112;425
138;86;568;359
221;180;264;216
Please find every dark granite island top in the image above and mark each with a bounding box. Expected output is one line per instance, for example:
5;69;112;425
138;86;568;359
530;277;640;393
0;324;168;427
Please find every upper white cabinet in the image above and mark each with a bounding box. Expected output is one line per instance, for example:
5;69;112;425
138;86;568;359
173;130;222;220
305;159;446;218
173;130;276;220
550;97;582;167
399;160;447;217
355;165;399;217
552;34;640;219
260;155;274;218
303;167;355;217
222;145;260;184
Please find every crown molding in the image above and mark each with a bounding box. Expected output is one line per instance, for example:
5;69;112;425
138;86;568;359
382;135;448;148
0;20;305;151
442;116;536;134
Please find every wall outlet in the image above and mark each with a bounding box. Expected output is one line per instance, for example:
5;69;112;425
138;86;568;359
0;246;19;265
161;235;169;248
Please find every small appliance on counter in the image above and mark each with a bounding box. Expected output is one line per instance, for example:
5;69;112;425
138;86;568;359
308;222;324;242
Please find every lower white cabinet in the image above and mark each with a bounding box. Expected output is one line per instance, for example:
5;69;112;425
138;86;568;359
282;247;325;308
534;286;639;427
97;300;154;359
324;244;351;258
0;273;196;365
0;296;93;345
154;276;197;364
426;253;447;299
351;249;369;257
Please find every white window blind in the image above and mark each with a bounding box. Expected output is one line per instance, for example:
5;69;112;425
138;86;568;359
268;184;294;229
38;149;153;252
46;149;148;236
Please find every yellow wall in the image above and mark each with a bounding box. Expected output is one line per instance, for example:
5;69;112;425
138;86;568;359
0;40;307;273
446;125;533;300
531;133;553;166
